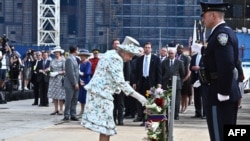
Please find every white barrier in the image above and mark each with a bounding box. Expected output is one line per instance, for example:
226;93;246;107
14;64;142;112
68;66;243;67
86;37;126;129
168;75;177;141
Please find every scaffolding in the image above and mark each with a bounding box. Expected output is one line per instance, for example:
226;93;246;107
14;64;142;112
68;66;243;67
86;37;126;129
37;0;60;46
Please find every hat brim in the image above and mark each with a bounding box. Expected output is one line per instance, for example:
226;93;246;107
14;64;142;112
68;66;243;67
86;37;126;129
51;49;64;54
78;53;92;56
118;44;140;56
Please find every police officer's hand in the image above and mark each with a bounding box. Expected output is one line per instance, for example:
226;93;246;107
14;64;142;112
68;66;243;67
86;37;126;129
217;93;230;102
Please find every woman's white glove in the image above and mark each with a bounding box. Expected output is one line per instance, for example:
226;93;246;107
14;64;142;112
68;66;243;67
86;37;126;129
50;72;59;77
79;70;84;76
131;92;147;106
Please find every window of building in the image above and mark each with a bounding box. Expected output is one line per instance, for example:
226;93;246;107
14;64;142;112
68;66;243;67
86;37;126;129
61;0;76;6
0;17;4;23
17;3;23;9
246;4;250;18
10;31;16;34
233;4;243;18
99;31;103;36
68;15;77;34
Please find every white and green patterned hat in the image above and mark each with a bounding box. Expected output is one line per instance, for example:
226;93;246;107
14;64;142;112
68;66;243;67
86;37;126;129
118;44;141;56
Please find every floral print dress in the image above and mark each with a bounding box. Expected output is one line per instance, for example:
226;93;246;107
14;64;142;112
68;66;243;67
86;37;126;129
81;50;137;136
47;57;66;100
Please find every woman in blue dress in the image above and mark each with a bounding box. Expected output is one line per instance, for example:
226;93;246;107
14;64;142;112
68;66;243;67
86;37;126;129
77;49;92;116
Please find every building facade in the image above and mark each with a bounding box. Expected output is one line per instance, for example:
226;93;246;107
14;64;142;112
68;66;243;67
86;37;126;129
0;0;249;53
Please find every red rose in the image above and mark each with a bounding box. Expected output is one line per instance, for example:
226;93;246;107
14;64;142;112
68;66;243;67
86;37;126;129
154;98;164;108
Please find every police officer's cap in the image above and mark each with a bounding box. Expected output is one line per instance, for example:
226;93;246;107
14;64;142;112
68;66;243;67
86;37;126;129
200;2;229;16
92;49;100;54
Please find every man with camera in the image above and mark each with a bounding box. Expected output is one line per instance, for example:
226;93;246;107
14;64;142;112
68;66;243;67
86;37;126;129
0;44;12;90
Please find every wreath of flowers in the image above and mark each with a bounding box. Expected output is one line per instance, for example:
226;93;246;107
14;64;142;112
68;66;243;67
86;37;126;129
143;87;171;141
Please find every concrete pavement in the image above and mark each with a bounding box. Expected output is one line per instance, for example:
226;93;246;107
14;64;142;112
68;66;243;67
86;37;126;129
0;93;249;141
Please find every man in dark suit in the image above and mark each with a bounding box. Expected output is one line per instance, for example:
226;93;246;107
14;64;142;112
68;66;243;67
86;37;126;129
35;51;50;107
31;51;42;106
132;42;162;125
124;47;144;120
190;49;206;118
162;48;184;120
200;2;241;141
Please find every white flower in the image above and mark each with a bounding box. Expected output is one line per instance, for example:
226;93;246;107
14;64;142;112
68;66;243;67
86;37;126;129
151;122;160;132
149;134;158;139
145;103;157;109
145;103;162;113
155;87;163;95
156;106;162;112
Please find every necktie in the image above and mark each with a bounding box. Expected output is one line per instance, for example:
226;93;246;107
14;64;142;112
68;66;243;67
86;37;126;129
170;59;174;75
143;56;148;77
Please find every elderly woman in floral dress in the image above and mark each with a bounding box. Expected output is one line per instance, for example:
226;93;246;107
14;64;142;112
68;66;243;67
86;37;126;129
47;46;66;115
81;42;147;141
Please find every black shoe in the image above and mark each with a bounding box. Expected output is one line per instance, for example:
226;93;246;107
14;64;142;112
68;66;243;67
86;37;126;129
39;104;49;107
50;111;59;115
62;117;69;121
191;115;201;118
140;122;145;126
133;118;142;122
174;116;179;120
201;116;206;119
124;115;134;119
32;103;38;106
0;101;7;104
118;122;124;126
70;117;79;121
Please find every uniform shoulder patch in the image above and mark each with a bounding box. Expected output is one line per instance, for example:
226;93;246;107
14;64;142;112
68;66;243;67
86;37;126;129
217;33;228;46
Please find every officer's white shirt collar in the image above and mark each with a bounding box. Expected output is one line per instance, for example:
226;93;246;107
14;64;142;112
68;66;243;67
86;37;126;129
210;21;225;35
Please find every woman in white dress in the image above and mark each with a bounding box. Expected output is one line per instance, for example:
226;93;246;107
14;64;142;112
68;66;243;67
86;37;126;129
47;46;66;115
81;43;147;141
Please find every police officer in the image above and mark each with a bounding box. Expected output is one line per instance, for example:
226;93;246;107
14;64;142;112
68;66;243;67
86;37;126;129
200;2;241;141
